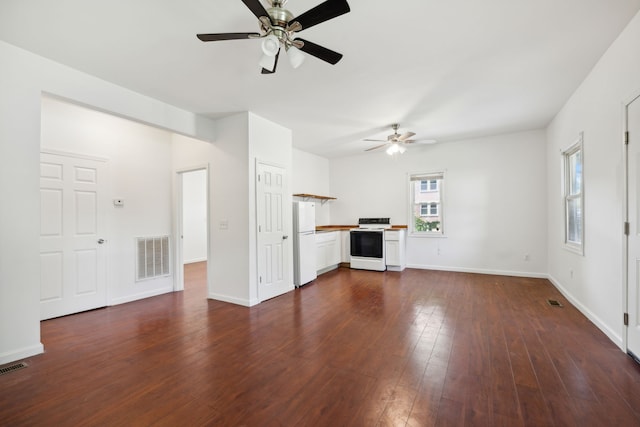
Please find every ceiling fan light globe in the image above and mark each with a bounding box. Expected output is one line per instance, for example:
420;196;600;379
261;34;280;56
259;53;277;71
287;46;306;69
398;145;406;154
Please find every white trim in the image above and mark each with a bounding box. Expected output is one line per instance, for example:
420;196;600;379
208;292;259;307
408;171;446;237
184;257;207;264
562;133;584;256
406;264;547;279
623;88;640;353
0;343;45;365
173;165;211;293
109;286;173;306
40;148;108;163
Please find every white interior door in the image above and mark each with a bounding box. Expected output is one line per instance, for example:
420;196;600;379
256;162;291;301
40;152;107;320
627;94;640;357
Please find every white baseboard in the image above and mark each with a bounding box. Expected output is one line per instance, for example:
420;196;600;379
208;292;256;307
184;257;207;264
546;274;623;350
0;343;44;365
406;263;548;279
109;287;173;306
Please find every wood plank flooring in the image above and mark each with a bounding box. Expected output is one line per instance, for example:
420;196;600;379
2;264;640;426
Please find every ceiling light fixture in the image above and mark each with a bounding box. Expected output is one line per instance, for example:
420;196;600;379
196;0;350;74
286;45;306;69
261;34;280;56
386;143;406;156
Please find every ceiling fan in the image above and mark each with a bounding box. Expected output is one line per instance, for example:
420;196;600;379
197;0;350;74
364;124;436;155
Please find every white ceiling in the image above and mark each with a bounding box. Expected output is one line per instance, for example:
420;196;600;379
1;0;639;158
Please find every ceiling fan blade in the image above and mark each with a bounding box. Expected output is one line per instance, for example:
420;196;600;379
289;0;351;31
297;38;342;64
241;0;271;20
405;139;437;145
397;132;416;141
261;51;280;74
365;143;389;152
363;139;386;142
197;32;260;42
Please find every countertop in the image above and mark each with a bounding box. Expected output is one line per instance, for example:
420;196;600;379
316;225;408;232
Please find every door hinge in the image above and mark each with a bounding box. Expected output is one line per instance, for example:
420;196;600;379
258;175;261;182
259;225;261;232
625;222;630;236
259;276;262;284
625;131;630;145
624;312;629;326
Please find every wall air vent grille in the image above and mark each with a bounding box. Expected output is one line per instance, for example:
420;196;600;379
0;362;28;376
136;236;170;281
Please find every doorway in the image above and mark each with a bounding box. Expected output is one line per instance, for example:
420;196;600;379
176;167;209;297
626;91;640;358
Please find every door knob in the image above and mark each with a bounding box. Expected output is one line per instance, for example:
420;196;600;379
97;239;105;244
282;235;289;240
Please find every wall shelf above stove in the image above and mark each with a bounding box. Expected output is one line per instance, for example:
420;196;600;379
293;194;337;205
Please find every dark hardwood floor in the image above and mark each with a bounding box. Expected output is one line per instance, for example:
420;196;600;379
2;264;640;426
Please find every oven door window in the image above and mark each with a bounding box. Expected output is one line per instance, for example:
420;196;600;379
350;231;383;258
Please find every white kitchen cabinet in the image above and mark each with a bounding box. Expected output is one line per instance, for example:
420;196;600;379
385;229;406;271
316;231;340;273
341;230;351;263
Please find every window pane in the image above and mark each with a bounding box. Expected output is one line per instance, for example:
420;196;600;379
567;198;582;244
569;150;582;195
411;175;443;234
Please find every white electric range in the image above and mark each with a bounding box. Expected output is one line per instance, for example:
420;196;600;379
350;218;391;271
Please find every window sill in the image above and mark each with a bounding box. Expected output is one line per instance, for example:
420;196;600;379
409;232;447;239
563;243;584;256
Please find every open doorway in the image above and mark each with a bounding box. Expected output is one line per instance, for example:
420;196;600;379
177;167;209;298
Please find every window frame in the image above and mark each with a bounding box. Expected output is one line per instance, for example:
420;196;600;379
562;134;584;255
409;172;445;237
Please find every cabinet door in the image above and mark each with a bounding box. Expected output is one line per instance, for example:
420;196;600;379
386;241;400;265
328;237;341;266
316;241;327;271
341;231;351;263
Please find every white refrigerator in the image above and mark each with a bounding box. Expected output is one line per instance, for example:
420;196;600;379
293;201;317;287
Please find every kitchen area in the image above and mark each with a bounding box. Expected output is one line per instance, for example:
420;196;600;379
293;195;407;288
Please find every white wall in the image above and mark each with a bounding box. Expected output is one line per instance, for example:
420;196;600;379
41;96;175;304
173;113;293;306
182;169;208;263
0;40;215;364
248;113;294;304
292;149;332;225
546;11;640;348
330;129;548;277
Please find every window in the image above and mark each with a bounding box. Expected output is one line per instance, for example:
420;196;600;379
563;134;584;254
410;173;444;235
